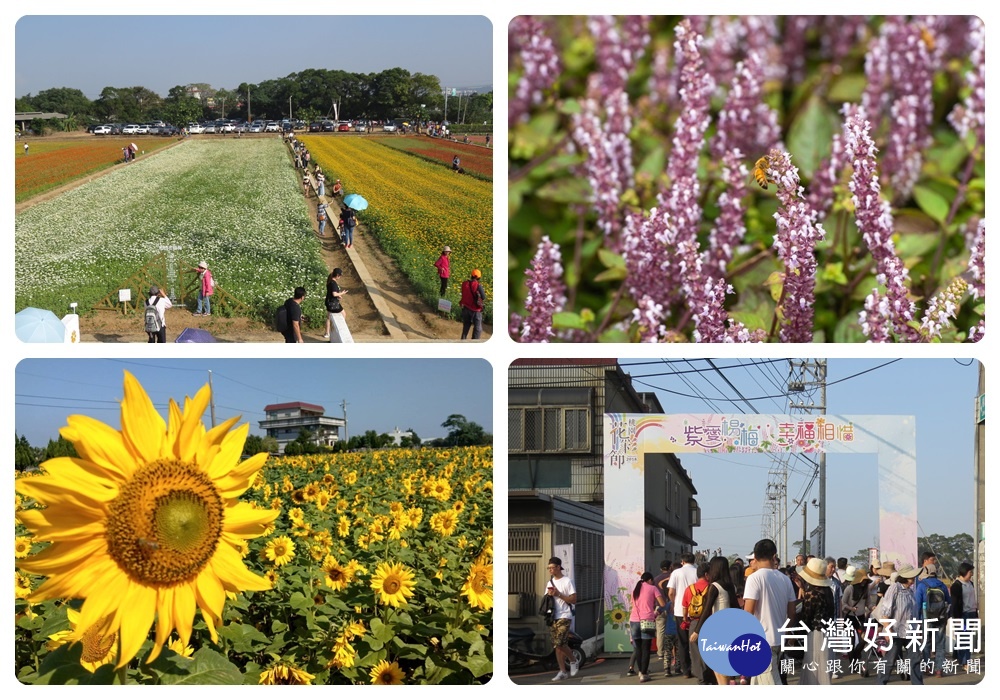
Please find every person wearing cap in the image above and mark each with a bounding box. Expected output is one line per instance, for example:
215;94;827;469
145;284;172;343
743;538;797;685
192;261;215;316
459;269;486;340
876;564;924;684
545;557;578;681
795;557;835;684
434;247;451;296
914;563;951;676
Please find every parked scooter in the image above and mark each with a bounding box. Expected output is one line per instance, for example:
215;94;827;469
508;626;587;672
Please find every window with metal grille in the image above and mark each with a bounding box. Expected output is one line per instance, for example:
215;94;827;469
554;524;603;603
509;526;541;552
509;562;538;617
509;406;591;453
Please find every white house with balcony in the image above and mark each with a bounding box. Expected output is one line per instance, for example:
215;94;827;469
259;402;345;454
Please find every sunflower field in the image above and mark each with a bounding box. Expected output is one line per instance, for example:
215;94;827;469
301;136;493;322
14;373;493;685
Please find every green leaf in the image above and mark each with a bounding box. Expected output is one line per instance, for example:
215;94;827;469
819;262;848;286
219;622;270;653
827;73;867;103
598;328;631;343
593;266;626;283
597;248;626;271
894;232;939;259
31;643;117;685
370;618;395;644
536;177;592;204
151;648;245;685
636;146;666;180
460;653;493;679
912;184;951;223
552;311;589;331
833;313;868;343
787;95;836;180
287;591;312;611
894;208;939;234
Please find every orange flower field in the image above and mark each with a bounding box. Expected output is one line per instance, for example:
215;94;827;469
378;136;493;179
15;139;174;202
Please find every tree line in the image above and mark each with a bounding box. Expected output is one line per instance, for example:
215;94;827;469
16;67;493;133
14;415;490;468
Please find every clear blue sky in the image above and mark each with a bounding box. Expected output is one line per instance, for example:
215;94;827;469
617;358;980;562
15;15;493;99
15;358;492;446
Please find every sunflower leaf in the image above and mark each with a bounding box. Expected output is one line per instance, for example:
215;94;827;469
31;643;117;685
153;648;244;685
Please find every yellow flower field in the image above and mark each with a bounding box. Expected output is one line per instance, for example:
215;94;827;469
301;136;492;321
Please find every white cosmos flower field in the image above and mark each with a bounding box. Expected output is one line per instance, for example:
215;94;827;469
14;139;328;321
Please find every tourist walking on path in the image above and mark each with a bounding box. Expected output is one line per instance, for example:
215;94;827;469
324;268;348;339
434;246;451;296
876;564;925;685
546;557;578;682
302;170;311;196
950;562;978;671
666;553;698;679
796;558;835;684
317;201;329;236
340;206;358;248
281;287;306;343
192;261;214;316
691;556;739;686
459;269;486;339
743;538;798;685
627;572;666;683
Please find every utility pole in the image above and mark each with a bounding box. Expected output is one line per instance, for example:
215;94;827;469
787;359;828;557
341;399;349;443
208;370;217;428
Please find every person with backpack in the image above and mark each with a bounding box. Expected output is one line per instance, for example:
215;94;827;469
459;269;486;340
691;556;739;685
915;563;951;676
666;552;698;679
682;562;712;683
279;287;307;343
144;284;172;343
340;206;357;248
545;557;578;682
192;261;214;316
317;201;329;236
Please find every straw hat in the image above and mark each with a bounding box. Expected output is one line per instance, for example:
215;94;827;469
843;565;867;585
896;564;922;581
876;562;897;577
796;558;831;587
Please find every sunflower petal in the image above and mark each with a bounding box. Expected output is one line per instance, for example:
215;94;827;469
172;582;197;645
224;502;279;538
62;415;135;480
212;543;272;592
200;418;245;479
116;583;157;667
177;384;211;463
121;371;165;465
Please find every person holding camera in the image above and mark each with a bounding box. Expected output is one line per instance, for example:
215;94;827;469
546;557;578;681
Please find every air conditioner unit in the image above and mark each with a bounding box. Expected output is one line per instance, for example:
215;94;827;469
508;593;523;619
652;528;666;548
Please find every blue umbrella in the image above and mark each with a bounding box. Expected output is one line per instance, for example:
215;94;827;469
15;307;67;343
174;328;218;343
343;193;368;211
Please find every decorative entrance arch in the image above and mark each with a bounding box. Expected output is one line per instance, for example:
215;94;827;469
602;413;916;651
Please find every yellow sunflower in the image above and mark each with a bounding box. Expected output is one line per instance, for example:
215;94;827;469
15;571;33;599
259;663;315;685
167;636;194;658
263;536;296;566
337;515;351;538
15;535;33;558
370;659;406;685
322;555;352;591
610;608;628;625
14;371;278;668
47;608;118;672
460;562;493;610
370;561;416;607
429;510;459;537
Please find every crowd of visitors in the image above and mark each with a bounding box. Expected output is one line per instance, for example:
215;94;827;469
588;542;980;686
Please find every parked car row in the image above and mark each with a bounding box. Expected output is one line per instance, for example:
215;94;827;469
91;123;180;136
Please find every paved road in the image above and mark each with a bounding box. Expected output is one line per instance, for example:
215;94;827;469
511;653;984;686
